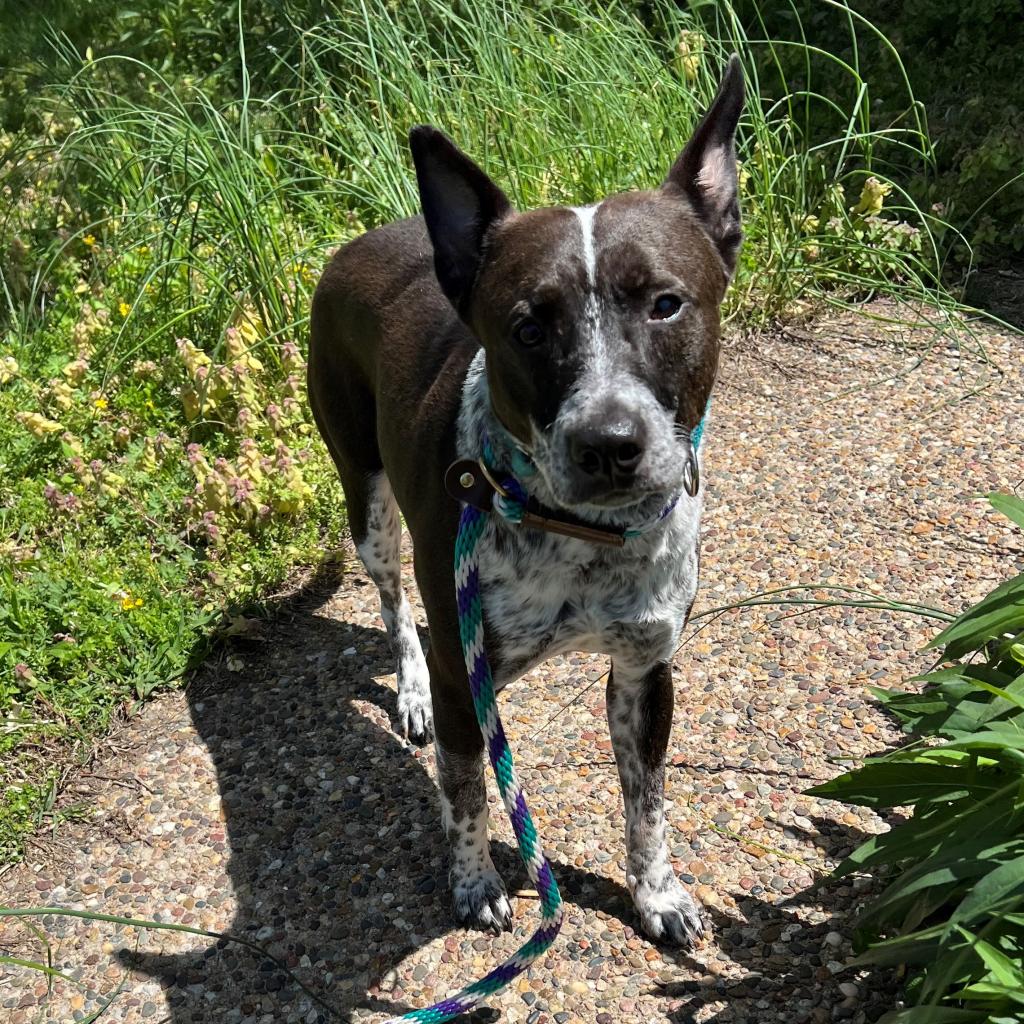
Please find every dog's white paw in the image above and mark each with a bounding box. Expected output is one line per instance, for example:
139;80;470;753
397;672;433;745
451;867;513;935
631;874;708;948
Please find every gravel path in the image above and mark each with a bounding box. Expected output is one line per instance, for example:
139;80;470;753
3;310;1022;1024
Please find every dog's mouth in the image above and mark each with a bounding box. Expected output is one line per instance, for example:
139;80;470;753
575;485;663;510
531;456;684;519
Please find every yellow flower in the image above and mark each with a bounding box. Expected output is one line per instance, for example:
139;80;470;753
291;262;316;286
675;30;705;83
118;301;131;318
93;396;108;410
83;234;97;249
120;593;137;610
0;356;18;384
851;177;893;218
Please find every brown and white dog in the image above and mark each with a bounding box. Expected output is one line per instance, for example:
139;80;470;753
308;57;743;948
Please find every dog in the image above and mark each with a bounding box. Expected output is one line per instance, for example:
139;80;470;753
308;56;743;948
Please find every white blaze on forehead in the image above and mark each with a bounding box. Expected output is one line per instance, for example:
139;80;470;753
570;202;607;376
572;203;600;288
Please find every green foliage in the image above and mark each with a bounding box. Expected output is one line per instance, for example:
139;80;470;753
809;493;1024;1022
734;0;1024;260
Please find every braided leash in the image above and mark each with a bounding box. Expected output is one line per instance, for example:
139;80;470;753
385;488;563;1024
388;410;708;1022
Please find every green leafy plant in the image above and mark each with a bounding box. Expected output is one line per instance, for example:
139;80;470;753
810;492;1024;1022
733;0;1024;263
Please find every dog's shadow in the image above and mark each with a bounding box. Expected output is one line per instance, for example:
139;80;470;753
120;569;632;1022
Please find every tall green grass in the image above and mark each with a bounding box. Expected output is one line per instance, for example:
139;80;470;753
11;0;965;351
290;0;952;323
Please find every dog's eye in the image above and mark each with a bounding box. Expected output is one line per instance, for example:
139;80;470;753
650;294;684;321
514;319;544;347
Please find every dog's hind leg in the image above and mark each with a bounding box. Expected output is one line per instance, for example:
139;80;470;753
308;299;432;743
608;660;707;947
353;470;434;743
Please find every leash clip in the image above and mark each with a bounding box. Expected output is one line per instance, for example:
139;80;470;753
683;450;700;497
476;458;510;499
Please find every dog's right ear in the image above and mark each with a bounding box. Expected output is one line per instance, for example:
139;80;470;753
409;126;513;314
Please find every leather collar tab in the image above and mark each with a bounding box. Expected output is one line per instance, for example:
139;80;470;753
444;459;627;547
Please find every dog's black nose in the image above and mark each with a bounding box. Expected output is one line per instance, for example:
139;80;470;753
569;420;646;486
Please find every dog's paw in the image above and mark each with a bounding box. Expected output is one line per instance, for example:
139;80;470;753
397;683;433;745
452;868;513;935
631;875;709;948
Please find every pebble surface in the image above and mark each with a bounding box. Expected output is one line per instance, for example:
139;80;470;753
2;310;1022;1024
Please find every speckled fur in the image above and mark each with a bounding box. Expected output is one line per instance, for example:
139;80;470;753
456;349;703;688
447;350;708;941
436;744;513;933
608;661;707;944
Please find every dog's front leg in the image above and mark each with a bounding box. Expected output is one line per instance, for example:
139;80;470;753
608;660;707;947
431;647;513;934
435;741;513;933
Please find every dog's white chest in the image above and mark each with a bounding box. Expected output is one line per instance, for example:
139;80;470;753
454;348;705;685
478;506;701;686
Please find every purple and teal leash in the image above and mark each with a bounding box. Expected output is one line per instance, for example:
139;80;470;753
387;409;707;1022
384;488;564;1024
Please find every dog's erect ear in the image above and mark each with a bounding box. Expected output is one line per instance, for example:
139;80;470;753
409;125;513;314
663;54;744;277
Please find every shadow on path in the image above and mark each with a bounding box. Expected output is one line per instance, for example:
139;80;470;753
120;571;637;1022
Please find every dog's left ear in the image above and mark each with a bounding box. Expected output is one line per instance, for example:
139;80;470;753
409;125;513;315
663;54;745;278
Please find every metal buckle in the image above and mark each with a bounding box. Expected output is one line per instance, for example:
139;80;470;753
477;459;510;499
683;451;700;497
